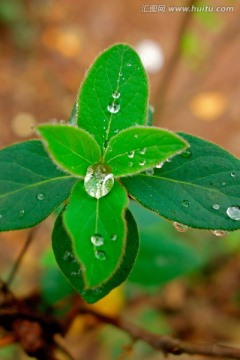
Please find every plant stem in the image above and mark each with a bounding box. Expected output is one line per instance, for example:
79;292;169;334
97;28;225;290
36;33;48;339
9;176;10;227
154;0;197;119
4;227;37;289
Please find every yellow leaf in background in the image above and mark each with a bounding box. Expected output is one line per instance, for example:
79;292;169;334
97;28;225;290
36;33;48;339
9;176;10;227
190;92;227;121
87;286;125;317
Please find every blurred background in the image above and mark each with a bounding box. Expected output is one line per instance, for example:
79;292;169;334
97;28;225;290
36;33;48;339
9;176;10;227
0;0;240;359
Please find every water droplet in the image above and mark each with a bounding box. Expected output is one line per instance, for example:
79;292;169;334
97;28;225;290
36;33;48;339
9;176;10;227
129;162;133;167
128;151;135;158
19;210;25;217
111;234;117;241
114;129;119;134
119;72;123;77
140;148;146;155
181;148;192;158
166;158;172;163
211;230;229;237
84;163;114;199
127;63;132;67
91;234;104;246
139;160;146;166
71;269;81;277
63;251;74;262
182;200;190;208
156;162;164;169
37;193;45;201
231;172;236;178
173;222;188;232
212;204;220;210
226;206;240;221
221;181;226;186
145;168;154;176
112;91;120;99
107;103;120;114
95;250;106;261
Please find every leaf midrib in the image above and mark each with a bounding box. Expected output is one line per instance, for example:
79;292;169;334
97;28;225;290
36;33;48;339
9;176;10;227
0;175;74;199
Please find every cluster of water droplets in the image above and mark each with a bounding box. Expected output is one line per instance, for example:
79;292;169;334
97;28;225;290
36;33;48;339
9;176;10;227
90;233;118;261
107;90;121;114
84;163;114;199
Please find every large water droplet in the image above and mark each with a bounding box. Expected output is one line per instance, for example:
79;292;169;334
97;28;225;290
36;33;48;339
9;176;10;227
211;230;229;237
182;200;190;208
128;151;135;158
19;210;25;217
173;222;188;232
231;172;236;178
140;148;146;155
139;160;146;166
226;206;240;221
37;193;45;201
95;250;106;261
107;103;120;114
84;164;114;199
91;234;104;246
111;234;117;241
181;148;192;158
112;91;120;99
212;204;220;210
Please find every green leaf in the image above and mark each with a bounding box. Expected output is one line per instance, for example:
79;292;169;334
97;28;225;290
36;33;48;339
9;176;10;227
52;208;139;303
129;201;202;286
37;124;101;177
122;133;240;231
63;181;128;288
68;101;78;126
0;140;76;231
78;44;148;149
104;127;188;177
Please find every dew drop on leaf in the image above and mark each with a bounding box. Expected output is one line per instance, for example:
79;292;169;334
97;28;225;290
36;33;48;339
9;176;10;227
63;251;74;262
91;234;104;246
104;140;109;148
71;269;81;277
156;162;164;169
226;206;240;221
181;148;192;158
212;204;220;210
111;234;117;241
221;181;226;186
211;230;229;237
84;163;114;199
95;250;106;261
114;129;119;134
129;162;133;167
231;172;236;178
19;210;25;217
128;151;135;158
173;222;188;232
107;103;120;114
139;160;146;166
181;200;190;208
112;91;120;99
37;193;45;201
145;168;154;176
140;148;146;155
127;63;132;67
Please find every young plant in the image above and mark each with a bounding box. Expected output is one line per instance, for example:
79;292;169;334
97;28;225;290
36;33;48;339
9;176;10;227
1;44;240;303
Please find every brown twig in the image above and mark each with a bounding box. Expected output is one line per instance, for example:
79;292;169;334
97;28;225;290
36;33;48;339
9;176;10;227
79;307;240;359
154;0;197;119
3;227;38;290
